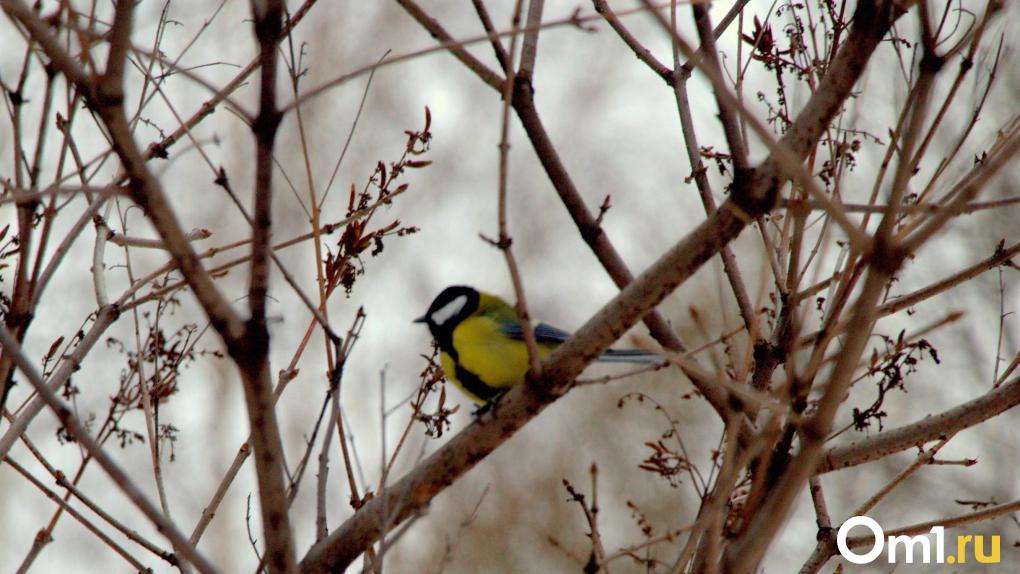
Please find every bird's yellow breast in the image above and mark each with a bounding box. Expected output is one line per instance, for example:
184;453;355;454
442;315;554;402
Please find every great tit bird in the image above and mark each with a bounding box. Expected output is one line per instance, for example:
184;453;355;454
414;285;659;403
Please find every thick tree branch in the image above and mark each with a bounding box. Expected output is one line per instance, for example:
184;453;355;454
298;0;907;572
238;1;295;572
299;199;752;573
820;374;1020;473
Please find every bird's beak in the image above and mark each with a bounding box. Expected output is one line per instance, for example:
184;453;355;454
413;315;427;324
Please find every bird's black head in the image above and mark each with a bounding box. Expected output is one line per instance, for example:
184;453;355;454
414;285;480;349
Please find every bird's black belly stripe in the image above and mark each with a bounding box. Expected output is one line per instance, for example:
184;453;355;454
454;363;500;402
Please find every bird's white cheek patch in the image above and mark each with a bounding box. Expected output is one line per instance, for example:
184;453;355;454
431;295;467;326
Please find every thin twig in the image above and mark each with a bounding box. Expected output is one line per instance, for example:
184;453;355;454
4;457;153;572
0;326;216;573
493;0;543;375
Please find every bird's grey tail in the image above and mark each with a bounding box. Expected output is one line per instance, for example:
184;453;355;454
597;348;664;364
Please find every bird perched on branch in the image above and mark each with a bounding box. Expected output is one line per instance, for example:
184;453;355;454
415;285;661;404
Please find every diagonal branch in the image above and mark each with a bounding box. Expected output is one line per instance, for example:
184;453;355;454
300;0;906;570
394;0;504;90
819;374;1020;473
299;199;753;573
2;1;298;570
690;1;749;173
1;0;246;341
0;327;217;573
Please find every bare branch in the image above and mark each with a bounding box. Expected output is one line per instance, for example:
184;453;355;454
820;374;1020;473
0;327;216;573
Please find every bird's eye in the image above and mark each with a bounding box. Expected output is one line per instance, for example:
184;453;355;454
430;294;467;326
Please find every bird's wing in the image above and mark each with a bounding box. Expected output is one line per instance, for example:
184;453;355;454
502;321;662;364
499;321;573;345
599;348;662;363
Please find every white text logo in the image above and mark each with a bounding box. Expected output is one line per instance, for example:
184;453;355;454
836;516;1000;565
